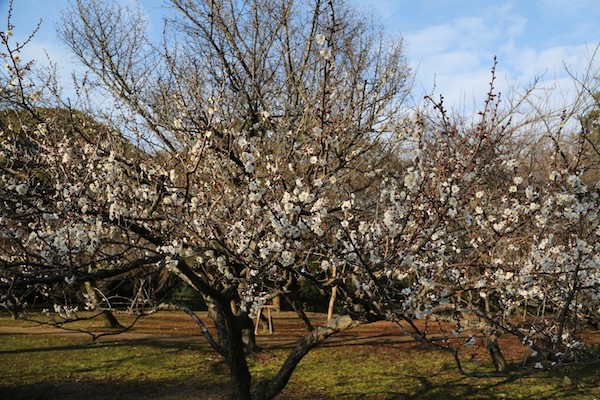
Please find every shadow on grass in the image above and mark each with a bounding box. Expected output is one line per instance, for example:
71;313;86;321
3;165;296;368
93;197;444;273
0;379;230;400
260;332;417;352
284;363;600;400
0;335;209;355
1;336;231;399
2;327;598;400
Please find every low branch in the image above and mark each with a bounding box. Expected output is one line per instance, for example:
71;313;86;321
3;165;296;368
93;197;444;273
0;255;165;289
160;303;226;357
252;315;361;400
26;309;154;341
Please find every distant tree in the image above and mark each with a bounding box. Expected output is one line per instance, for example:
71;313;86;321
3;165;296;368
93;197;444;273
0;107;140;327
579;88;600;183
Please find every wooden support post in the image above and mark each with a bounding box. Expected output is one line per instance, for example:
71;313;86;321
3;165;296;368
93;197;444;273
254;305;274;335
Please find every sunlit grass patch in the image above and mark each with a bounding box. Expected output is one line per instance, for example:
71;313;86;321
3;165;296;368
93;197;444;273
268;345;599;399
0;334;224;385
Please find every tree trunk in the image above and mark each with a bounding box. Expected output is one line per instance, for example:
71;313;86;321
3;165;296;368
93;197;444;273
555;269;579;349
289;297;313;332
99;309;123;328
229;352;252;400
271;295;281;312
227;313;253;399
8;300;20;319
206;296;252;400
237;311;261;352
487;331;508;372
84;281;122;328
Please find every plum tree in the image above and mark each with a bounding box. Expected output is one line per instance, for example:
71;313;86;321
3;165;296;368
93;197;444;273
1;0;598;398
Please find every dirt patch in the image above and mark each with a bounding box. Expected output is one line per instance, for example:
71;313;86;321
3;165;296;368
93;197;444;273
2;311;598;359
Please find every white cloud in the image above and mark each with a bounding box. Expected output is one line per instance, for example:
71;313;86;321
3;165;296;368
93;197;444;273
409;17;494;56
401;1;599;114
406;14;506;106
509;45;588;81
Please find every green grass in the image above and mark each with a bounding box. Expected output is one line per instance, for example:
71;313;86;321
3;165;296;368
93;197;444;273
0;314;598;399
277;346;599;399
0;334;229;399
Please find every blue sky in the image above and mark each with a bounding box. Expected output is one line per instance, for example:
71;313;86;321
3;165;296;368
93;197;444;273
2;0;599;110
351;0;600;109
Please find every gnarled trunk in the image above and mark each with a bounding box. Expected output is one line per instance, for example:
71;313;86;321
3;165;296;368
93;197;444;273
487;330;508;372
207;296;252;400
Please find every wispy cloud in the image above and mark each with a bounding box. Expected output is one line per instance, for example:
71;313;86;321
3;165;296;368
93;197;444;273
396;1;599;111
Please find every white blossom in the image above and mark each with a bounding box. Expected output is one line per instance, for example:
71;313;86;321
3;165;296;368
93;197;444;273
240;152;256;173
281;250;295;267
319;47;331;59
341;200;352;212
15;184;28;196
404;169;420;192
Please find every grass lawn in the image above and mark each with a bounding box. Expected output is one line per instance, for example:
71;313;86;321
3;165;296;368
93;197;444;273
0;312;598;399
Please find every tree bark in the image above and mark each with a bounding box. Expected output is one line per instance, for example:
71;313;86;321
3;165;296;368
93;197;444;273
237;311;261;352
98;309;123;328
282;292;313;333
272;295;281;312
84;281;123;328
206;296;252;400
487;330;508;372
